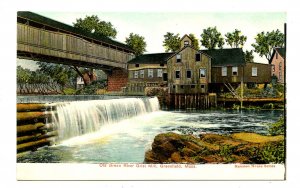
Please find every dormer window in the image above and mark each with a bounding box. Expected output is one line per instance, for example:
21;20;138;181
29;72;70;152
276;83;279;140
184;41;189;46
176;54;181;63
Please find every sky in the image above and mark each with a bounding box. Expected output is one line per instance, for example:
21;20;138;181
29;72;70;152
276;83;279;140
17;11;286;70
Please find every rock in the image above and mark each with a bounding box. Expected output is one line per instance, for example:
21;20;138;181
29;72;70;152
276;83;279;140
144;132;284;164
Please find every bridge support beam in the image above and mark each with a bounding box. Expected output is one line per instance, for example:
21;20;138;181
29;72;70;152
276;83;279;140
107;68;128;92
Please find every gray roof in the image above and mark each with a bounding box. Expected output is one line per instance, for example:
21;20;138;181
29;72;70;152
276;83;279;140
200;48;245;66
127;53;174;64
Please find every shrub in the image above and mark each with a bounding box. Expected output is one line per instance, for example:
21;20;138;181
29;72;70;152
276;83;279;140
75;80;107;95
268;117;285;136
257;141;285;163
63;88;76;95
262;103;274;109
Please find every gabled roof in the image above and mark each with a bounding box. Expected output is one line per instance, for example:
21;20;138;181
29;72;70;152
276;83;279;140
272;47;286;59
127;52;174;64
166;45;211;61
200;48;245;66
17;11;134;52
180;34;192;41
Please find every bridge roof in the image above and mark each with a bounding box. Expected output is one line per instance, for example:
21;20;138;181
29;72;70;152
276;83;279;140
17;11;134;53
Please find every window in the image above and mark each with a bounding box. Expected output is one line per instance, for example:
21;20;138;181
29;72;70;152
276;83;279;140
175;70;180;79
222;67;227;76
200;69;206;78
160;63;164;67
176;54;181;63
279;62;282;71
163;73;168;81
276;52;278;59
134;71;139;78
148;69;153;78
272;65;275;72
252;67;257;77
191;85;196;89
195;53;201;61
232;66;238;76
200;84;205;89
279;72;282;80
173;85;176;89
140;70;144;78
184;41;189;46
135;64;139;67
157;69;163;78
186;70;192;78
180;85;184;89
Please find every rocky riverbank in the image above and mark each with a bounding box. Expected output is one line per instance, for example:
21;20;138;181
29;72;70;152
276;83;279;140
145;132;284;164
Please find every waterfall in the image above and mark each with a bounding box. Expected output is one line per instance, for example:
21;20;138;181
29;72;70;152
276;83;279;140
51;97;160;141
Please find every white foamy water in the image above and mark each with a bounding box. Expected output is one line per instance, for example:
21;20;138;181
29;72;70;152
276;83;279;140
51;97;160;141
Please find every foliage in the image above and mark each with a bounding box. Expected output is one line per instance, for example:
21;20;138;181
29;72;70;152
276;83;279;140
219;144;235;162
73;15;117;38
37;62;76;89
225;29;247;48
200;26;225;49
257;141;285;163
163;32;181;52
125;33;147;56
17;66;32;84
244;50;254;63
63;88;76;95
251;29;284;64
188;33;200;50
262;103;274;109
268;117;285;136
75;80;107;95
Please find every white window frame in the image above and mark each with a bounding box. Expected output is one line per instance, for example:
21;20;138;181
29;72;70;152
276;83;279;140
134;71;139;78
140;70;144;78
222;66;227;76
200;69;206;78
252;67;257;77
148;69;153;78
232;66;238;76
157;69;163;78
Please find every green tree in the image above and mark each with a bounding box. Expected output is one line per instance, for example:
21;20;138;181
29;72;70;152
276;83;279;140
251;29;284;64
125;33;147;56
189;33;200;50
17;66;31;84
225;29;247;48
37;62;76;90
73;15;117;38
200;26;225;50
163;32;181;52
244;50;254;63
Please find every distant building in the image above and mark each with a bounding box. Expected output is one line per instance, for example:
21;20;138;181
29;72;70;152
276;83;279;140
270;47;285;84
201;48;272;92
127;53;171;94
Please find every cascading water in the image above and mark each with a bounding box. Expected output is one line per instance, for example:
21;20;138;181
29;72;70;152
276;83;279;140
51;97;160;141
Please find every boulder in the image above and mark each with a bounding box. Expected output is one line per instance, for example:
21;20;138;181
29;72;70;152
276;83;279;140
144;132;284;164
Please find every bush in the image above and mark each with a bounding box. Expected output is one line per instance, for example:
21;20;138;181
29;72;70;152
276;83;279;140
76;80;107;95
262;103;274;109
257;141;285;163
268;117;285;136
63;88;76;95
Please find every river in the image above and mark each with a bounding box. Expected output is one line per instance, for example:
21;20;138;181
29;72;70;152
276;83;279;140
17;106;283;163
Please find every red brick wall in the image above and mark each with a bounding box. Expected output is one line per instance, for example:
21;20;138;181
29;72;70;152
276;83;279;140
107;69;128;92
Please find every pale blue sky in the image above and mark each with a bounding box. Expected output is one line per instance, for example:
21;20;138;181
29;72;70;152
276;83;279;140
34;11;286;64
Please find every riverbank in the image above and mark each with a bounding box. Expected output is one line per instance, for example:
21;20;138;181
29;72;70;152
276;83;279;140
145;132;284;164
